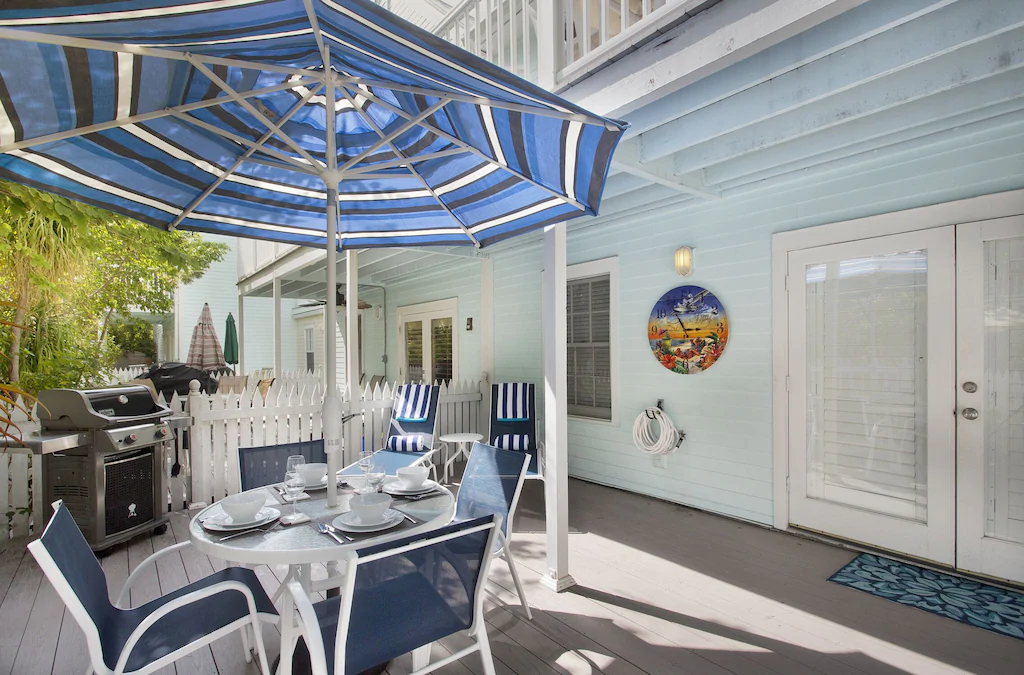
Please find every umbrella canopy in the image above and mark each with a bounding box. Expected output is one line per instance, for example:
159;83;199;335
0;0;626;249
224;312;239;367
185;303;227;371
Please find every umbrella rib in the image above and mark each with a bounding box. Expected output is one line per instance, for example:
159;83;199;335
301;0;327;61
341;89;480;247
166;109;319;175
335;73;615;130
0;77;320;154
169;82;325;229
189;57;325;170
0;28;314;77
339;79;587;212
337;98;450;173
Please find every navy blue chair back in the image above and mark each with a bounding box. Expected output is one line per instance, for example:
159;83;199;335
455;443;530;541
340;516;497;674
36;504;116;648
384;384;439;452
238;439;327;491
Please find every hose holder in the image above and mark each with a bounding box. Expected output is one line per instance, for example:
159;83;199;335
633;401;684;455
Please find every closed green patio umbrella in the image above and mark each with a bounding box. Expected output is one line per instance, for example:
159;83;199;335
224;313;239;373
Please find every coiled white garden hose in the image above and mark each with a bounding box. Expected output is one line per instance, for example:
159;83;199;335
632;406;682;455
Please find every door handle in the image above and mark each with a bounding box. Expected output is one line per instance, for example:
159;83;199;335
961;408;979;421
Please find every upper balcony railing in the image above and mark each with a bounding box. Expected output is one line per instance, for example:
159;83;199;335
434;0;687;89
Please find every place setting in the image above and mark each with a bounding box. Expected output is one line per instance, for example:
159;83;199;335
383;465;443;501
198;492;281;540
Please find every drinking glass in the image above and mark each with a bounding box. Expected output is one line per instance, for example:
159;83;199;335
285;455;305;476
367;458;386;493
283;471;305;518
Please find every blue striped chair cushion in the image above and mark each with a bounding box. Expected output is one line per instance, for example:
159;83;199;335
387;435;427;452
495;383;529;421
394;385;432;422
492;434;531;451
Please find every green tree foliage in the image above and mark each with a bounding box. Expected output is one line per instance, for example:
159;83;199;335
109;317;157;360
0;181;227;400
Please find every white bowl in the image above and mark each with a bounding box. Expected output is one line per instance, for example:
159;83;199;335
220;492;265;523
298;463;328;486
396;465;429;490
349;493;392;523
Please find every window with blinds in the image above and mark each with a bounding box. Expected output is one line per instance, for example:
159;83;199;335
568;274;612;420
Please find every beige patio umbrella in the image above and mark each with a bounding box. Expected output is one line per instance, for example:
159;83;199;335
185;303;228;372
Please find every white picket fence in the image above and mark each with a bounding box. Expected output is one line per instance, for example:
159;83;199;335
106;365;324;394
186;379;485;507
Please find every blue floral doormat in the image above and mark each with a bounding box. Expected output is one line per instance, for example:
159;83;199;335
829;554;1024;640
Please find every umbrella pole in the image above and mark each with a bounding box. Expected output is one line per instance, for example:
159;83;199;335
323;61;342;509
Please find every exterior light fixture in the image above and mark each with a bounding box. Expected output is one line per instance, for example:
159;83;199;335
674;246;694;276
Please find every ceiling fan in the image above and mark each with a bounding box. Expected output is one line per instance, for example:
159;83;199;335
297;285;372;310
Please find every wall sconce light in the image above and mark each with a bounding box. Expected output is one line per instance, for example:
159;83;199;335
674;246;695;276
466;317;474;331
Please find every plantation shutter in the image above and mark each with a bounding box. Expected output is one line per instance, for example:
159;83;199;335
805;253;928;519
567;274;612;420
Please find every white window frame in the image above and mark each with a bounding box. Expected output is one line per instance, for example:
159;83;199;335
396;297;459;383
567;257;619;425
304;326;315;372
772;188;1024;531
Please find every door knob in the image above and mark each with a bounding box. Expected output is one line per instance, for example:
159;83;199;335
961;408;979;420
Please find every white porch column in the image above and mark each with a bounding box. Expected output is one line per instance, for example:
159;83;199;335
237;295;245;375
541;222;574;592
480;258;495;441
345;250;360;465
273;276;283;376
153;322;164;363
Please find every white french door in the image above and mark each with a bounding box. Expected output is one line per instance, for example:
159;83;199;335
397;299;458;384
956;217;1024;582
787;227;957;565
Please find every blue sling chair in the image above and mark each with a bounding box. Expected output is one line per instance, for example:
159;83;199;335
489;383;544;480
455;442;533;619
279;515;501;675
28;501;277;675
337;384;441;481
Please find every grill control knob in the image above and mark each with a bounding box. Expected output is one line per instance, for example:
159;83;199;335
155;427;169;439
124;433;138;444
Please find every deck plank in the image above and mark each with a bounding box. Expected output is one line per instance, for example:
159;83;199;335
6;479;1024;675
124;531;175;675
0;546;43;675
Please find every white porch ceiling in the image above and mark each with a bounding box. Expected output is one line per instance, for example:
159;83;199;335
572;0;1024;221
243;245;485;298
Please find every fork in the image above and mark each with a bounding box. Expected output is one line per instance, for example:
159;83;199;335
317;522;349;544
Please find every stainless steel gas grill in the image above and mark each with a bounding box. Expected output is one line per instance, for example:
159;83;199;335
37;386;173;550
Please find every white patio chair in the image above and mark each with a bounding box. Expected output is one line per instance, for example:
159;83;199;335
454;442;534;619
28;501;276;675
278;515;501;675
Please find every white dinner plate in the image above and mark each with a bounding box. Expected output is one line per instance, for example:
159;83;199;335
304;476;345;491
383;478;439;496
201;507;281;532
333;509;404;533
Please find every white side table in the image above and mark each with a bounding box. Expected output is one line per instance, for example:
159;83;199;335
440;432;484;483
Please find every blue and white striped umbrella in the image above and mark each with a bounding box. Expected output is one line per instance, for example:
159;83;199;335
0;0;626;249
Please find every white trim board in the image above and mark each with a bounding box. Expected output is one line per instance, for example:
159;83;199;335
771;187;1024;530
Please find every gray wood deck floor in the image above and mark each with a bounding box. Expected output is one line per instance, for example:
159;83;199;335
2;478;1022;675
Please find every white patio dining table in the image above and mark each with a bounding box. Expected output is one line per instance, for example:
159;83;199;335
189;482;456;670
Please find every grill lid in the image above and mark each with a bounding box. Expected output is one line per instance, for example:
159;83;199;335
37;386;172;430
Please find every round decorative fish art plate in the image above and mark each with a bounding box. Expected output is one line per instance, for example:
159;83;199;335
648;285;729;374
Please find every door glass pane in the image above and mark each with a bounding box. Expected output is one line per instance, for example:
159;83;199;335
431;317;453;384
984;237;1024;544
405;321;423;382
805;250;929;521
